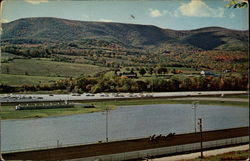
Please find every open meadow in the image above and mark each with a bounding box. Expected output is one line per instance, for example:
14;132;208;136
1;56;109;78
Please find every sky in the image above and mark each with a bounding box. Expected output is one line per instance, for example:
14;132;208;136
0;0;249;30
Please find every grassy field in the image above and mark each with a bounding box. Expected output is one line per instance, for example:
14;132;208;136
1;52;24;58
90;98;249;107
222;94;249;99
1;58;109;77
1;98;248;120
0;104;109;120
0;74;63;86
182;150;249;161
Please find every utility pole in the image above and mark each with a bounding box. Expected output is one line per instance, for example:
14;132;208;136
198;118;204;158
57;139;59;148
0;108;3;161
105;105;109;142
102;102;110;142
0;95;4;161
151;79;153;93
192;101;199;133
1;1;5;160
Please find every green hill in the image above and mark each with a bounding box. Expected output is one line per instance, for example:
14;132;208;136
0;17;248;92
2;17;248;51
1;17;248;77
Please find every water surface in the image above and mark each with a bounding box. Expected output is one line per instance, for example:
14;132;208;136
1;104;248;152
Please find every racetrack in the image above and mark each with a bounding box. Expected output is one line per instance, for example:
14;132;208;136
2;126;249;161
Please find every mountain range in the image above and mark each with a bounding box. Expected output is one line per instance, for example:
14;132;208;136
1;17;249;52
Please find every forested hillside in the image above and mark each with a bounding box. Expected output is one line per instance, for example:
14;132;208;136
0;17;248;93
2;17;248;51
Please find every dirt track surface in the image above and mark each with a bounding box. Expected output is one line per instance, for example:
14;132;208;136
3;127;249;161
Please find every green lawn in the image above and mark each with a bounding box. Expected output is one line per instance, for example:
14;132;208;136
182;149;249;161
91;98;249;107
222;94;249;99
0;74;63;86
1;52;24;58
0;105;106;120
1;58;109;77
1;98;248;120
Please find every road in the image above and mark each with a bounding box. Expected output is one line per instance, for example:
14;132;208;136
147;144;249;161
0;91;247;103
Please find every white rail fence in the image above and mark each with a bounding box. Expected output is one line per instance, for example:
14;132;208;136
70;136;249;161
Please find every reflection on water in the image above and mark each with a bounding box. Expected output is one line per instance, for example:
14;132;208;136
2;104;248;151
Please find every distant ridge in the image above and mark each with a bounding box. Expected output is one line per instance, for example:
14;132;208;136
2;17;249;51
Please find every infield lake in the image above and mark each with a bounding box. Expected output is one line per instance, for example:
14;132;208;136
1;104;248;152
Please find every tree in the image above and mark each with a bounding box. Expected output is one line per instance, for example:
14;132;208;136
114;68;120;75
148;68;154;75
157;67;168;75
183;78;193;91
139;68;146;76
135;80;147;91
171;68;177;74
162;67;168;74
226;0;248;8
169;77;180;91
5;66;9;74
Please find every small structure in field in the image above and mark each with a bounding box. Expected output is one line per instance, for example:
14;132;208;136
120;72;137;78
223;69;231;73
200;71;217;76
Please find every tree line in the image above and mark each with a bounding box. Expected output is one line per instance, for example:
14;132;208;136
0;73;248;93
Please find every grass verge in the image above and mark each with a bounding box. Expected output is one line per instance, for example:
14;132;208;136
182;149;249;161
222;94;249;99
1;58;108;78
0;74;63;86
0;104;115;120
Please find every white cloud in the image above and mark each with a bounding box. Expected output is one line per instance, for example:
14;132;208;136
26;0;48;4
99;19;113;22
177;0;225;18
149;8;163;17
163;10;180;17
0;18;9;23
